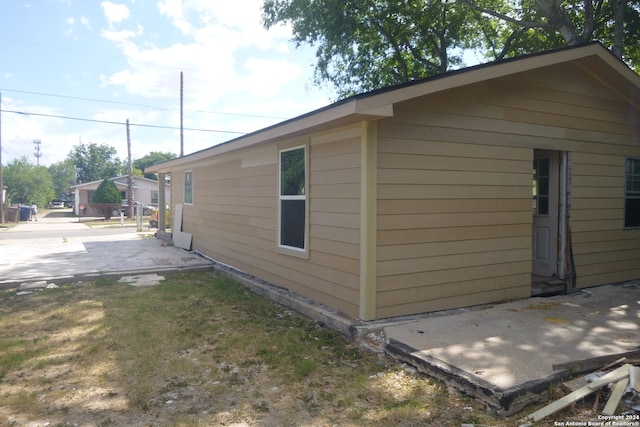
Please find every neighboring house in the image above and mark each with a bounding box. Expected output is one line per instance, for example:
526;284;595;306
147;43;640;321
71;175;170;217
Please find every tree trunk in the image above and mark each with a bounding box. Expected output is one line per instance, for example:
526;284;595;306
612;0;625;58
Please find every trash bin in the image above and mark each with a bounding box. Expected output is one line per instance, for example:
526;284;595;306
19;206;31;221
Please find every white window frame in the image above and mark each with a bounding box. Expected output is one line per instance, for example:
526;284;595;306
184;170;193;205
278;145;308;257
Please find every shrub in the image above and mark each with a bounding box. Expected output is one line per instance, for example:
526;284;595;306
91;179;121;219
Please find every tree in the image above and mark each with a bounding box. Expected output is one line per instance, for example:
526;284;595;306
91;179;121;219
48;159;76;200
262;0;640;98
461;0;640;64
134;152;177;180
263;0;483;98
68;143;124;184
3;157;54;207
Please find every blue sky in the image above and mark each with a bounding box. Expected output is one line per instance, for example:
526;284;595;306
0;0;334;167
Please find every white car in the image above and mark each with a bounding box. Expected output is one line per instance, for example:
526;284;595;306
49;199;65;209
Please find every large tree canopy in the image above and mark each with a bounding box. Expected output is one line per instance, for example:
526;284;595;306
68;143;124;184
134;151;177;180
3;157;54;207
463;0;640;60
263;0;482;97
263;0;640;98
48;159;76;199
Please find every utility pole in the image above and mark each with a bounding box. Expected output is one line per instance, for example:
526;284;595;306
0;92;4;224
180;71;184;157
33;139;42;166
126;119;134;219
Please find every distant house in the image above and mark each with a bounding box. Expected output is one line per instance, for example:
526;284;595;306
147;43;640;321
71;175;170;217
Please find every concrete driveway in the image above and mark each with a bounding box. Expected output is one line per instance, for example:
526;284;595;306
0;210;214;287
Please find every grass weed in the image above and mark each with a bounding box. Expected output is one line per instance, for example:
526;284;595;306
0;271;560;426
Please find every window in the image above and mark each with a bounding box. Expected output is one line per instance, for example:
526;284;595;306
151;190;159;205
625;158;640;228
279;146;306;251
533;158;550;215
184;170;193;204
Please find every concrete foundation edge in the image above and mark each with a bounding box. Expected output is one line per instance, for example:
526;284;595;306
385;339;570;417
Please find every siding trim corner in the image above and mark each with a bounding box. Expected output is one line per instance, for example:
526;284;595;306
360;120;378;320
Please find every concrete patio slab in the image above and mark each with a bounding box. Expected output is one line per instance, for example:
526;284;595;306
381;283;640;415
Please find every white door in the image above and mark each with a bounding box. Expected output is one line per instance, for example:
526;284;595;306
532;150;559;277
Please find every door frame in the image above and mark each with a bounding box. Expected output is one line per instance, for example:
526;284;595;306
532;149;569;279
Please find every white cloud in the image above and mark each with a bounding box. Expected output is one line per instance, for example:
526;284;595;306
101;1;131;28
157;0;192;35
100;0;312;109
80;15;92;29
101;24;142;43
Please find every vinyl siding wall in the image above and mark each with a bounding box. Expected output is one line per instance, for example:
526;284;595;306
375;62;640;318
178;125;363;317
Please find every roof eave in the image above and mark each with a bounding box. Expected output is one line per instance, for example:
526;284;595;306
146;101;394;173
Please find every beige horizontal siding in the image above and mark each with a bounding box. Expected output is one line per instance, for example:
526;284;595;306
375;62;640;317
376;113;532;316
570;149;640;287
376;285;529;319
378;261;531;291
378;223;532;246
179;125;364;318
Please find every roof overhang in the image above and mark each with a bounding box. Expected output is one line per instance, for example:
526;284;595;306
147;43;640;174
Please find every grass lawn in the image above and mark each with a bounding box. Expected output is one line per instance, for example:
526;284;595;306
0;271;585;426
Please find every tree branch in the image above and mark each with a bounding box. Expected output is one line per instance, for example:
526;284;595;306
457;0;552;29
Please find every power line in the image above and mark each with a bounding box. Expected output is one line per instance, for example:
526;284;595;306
0;109;248;135
0;88;288;120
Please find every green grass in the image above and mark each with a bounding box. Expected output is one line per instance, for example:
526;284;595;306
0;271;560;426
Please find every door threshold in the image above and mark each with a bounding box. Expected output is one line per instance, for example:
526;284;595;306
531;277;567;297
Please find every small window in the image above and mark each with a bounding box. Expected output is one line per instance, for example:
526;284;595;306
533;158;550;215
184;170;193;204
279;146;306;251
151;190;159;205
625;158;640;228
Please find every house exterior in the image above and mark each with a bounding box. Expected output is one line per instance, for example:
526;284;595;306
71;175;170;217
148;43;640;321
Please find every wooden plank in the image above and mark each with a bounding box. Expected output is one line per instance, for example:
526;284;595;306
524;364;631;423
587;364;630;390
601;377;629;416
552;351;640;373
